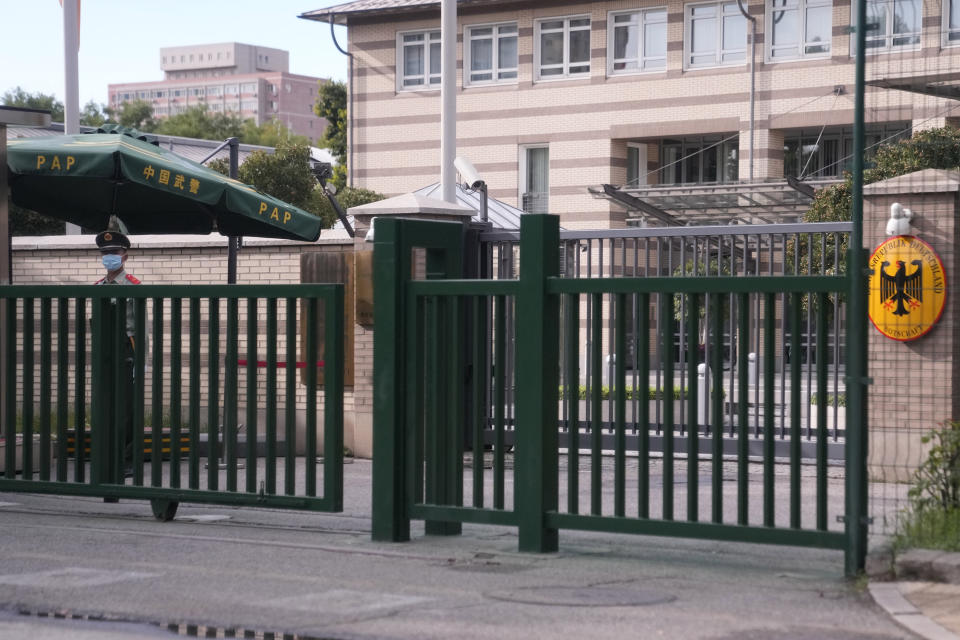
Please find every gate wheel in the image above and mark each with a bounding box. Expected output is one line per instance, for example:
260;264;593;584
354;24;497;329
150;499;179;522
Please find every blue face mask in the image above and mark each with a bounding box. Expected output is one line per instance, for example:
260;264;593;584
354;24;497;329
102;254;123;271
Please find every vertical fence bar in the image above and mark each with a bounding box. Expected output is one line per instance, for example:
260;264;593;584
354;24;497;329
493;294;506;510
265;298;277;495
638;291;650;519
816;292;829;531
246;297;258;494
152;298;164;487
207;297;220;490
711;293;724;524
590;292;602;516
73;297;86;483
516;214;560;552
737;293;750;525
790;292;802;528
4;298;16;479
225;297;238;492
132;299;146;485
323;287;344;510
188;297;201;490
305;297;318;498
686;292;699;522
285;298;297;496
170;298;182;489
56;298;68;481
565;292;579;515
111;301;125;483
661;293;675;521
614;292;626;518
39;298;51;481
22;298;34;478
763;292;775;527
472;295;484;509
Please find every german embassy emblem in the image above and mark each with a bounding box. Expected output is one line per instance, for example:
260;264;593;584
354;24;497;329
868;235;946;341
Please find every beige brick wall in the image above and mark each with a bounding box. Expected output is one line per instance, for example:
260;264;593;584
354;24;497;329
345;0;960;228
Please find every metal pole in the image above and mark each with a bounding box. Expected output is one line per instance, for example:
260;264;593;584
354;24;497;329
440;0;457;204
736;0;756;181
845;0;869;577
63;0;82;235
227;137;240;284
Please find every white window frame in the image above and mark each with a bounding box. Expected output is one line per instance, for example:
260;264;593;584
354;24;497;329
464;21;519;87
534;15;592;81
607;8;668;75
684;1;748;69
943;0;960;46
397;29;442;91
626;142;649;186
850;0;922;53
519;144;550;213
765;0;833;61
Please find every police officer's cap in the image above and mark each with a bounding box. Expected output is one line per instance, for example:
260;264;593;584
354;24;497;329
95;230;131;251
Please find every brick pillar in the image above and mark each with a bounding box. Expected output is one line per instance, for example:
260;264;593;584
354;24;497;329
739;128;784;181
347;193;474;458
863;169;960;482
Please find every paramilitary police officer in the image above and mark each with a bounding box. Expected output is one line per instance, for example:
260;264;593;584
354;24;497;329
94;228;141;477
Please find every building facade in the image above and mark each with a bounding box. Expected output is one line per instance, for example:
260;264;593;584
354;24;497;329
302;0;960;228
108;43;329;142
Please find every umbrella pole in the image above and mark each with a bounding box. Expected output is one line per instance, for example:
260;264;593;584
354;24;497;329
228;139;240;284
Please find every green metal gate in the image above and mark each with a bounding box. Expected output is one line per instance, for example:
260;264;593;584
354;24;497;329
371;215;869;575
0;284;343;518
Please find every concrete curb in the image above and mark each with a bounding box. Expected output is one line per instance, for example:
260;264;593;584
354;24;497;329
869;583;960;640
896;550;960;584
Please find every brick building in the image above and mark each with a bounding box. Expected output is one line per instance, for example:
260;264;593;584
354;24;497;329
300;0;960;228
108;43;329;142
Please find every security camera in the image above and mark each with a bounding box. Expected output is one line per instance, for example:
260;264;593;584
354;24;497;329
454;156;485;190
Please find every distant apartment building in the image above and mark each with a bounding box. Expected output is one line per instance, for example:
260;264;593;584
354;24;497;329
301;0;960;229
108;43;328;141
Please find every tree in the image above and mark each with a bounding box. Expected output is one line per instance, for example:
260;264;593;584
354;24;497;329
314;80;347;188
2;87;65;122
239;117;310;147
155;104;243;140
309;185;386;229
209;143;315;209
79;100;107;127
106;99;158;131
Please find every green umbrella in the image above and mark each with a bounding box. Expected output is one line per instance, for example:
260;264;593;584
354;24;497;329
6;126;322;242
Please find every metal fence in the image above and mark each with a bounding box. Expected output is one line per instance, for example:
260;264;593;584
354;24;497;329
476;221;851;462
0;284;343;518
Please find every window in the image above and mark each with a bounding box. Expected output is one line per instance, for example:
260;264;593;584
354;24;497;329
626;143;649;186
398;30;441;89
465;22;518;85
947;0;960;44
191;87;205;97
767;0;832;59
685;1;747;68
520;145;550;213
851;0;921;51
783;123;910;179
660;135;739;184
608;9;667;74
154;90;166;98
225;84;239;95
241;82;258;94
206;85;222;96
536;16;591;80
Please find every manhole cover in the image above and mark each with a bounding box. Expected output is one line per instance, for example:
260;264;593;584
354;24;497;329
486;585;675;607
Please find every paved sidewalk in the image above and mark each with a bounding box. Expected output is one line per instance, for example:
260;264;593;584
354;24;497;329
868;549;960;640
0;460;941;639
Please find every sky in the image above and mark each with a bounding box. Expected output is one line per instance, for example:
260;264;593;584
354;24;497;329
0;0;348;108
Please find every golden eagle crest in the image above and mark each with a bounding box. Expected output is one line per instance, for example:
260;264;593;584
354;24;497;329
879;259;922;316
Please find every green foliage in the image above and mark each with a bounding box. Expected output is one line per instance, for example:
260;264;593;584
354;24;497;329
908;421;960;512
105;99;158;131
2;86;65;122
809;392;846;406
559;385;687;401
309;185;386;229
895;508;960;552
79;100;107;127
154;104;242;140
235;144;315;210
9;200;66;236
314;81;347;188
239;118;310;147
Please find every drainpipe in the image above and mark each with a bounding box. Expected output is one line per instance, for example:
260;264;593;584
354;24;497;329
329;15;354;188
736;0;756;182
440;0;457;204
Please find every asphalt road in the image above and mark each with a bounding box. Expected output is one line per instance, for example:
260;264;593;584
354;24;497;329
0;460;917;640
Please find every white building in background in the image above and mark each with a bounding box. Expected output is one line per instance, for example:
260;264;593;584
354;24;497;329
108;43;329;142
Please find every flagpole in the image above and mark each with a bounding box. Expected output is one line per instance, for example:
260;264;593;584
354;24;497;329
63;0;82;234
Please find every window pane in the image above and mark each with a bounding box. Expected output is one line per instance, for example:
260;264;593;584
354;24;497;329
722;142;739;182
472;27;493;37
772;8;800;47
471;38;493;72
805;6;832;51
645;21;667;57
627;146;640;185
499;34;518;69
542;20;564;31
614;24;638;61
541;31;564;65
662;144;681;184
570;18;590;28
893;0;920;34
569;29;591;63
703;144;719;183
952;0;960;29
404;46;423;77
430;42;441;74
403;33;424;43
692;16;717;55
683;146;701;183
723;14;747;50
499;24;518;35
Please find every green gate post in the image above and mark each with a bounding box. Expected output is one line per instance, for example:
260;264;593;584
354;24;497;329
846;0;870;577
373;218;411;542
516;214;560;552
